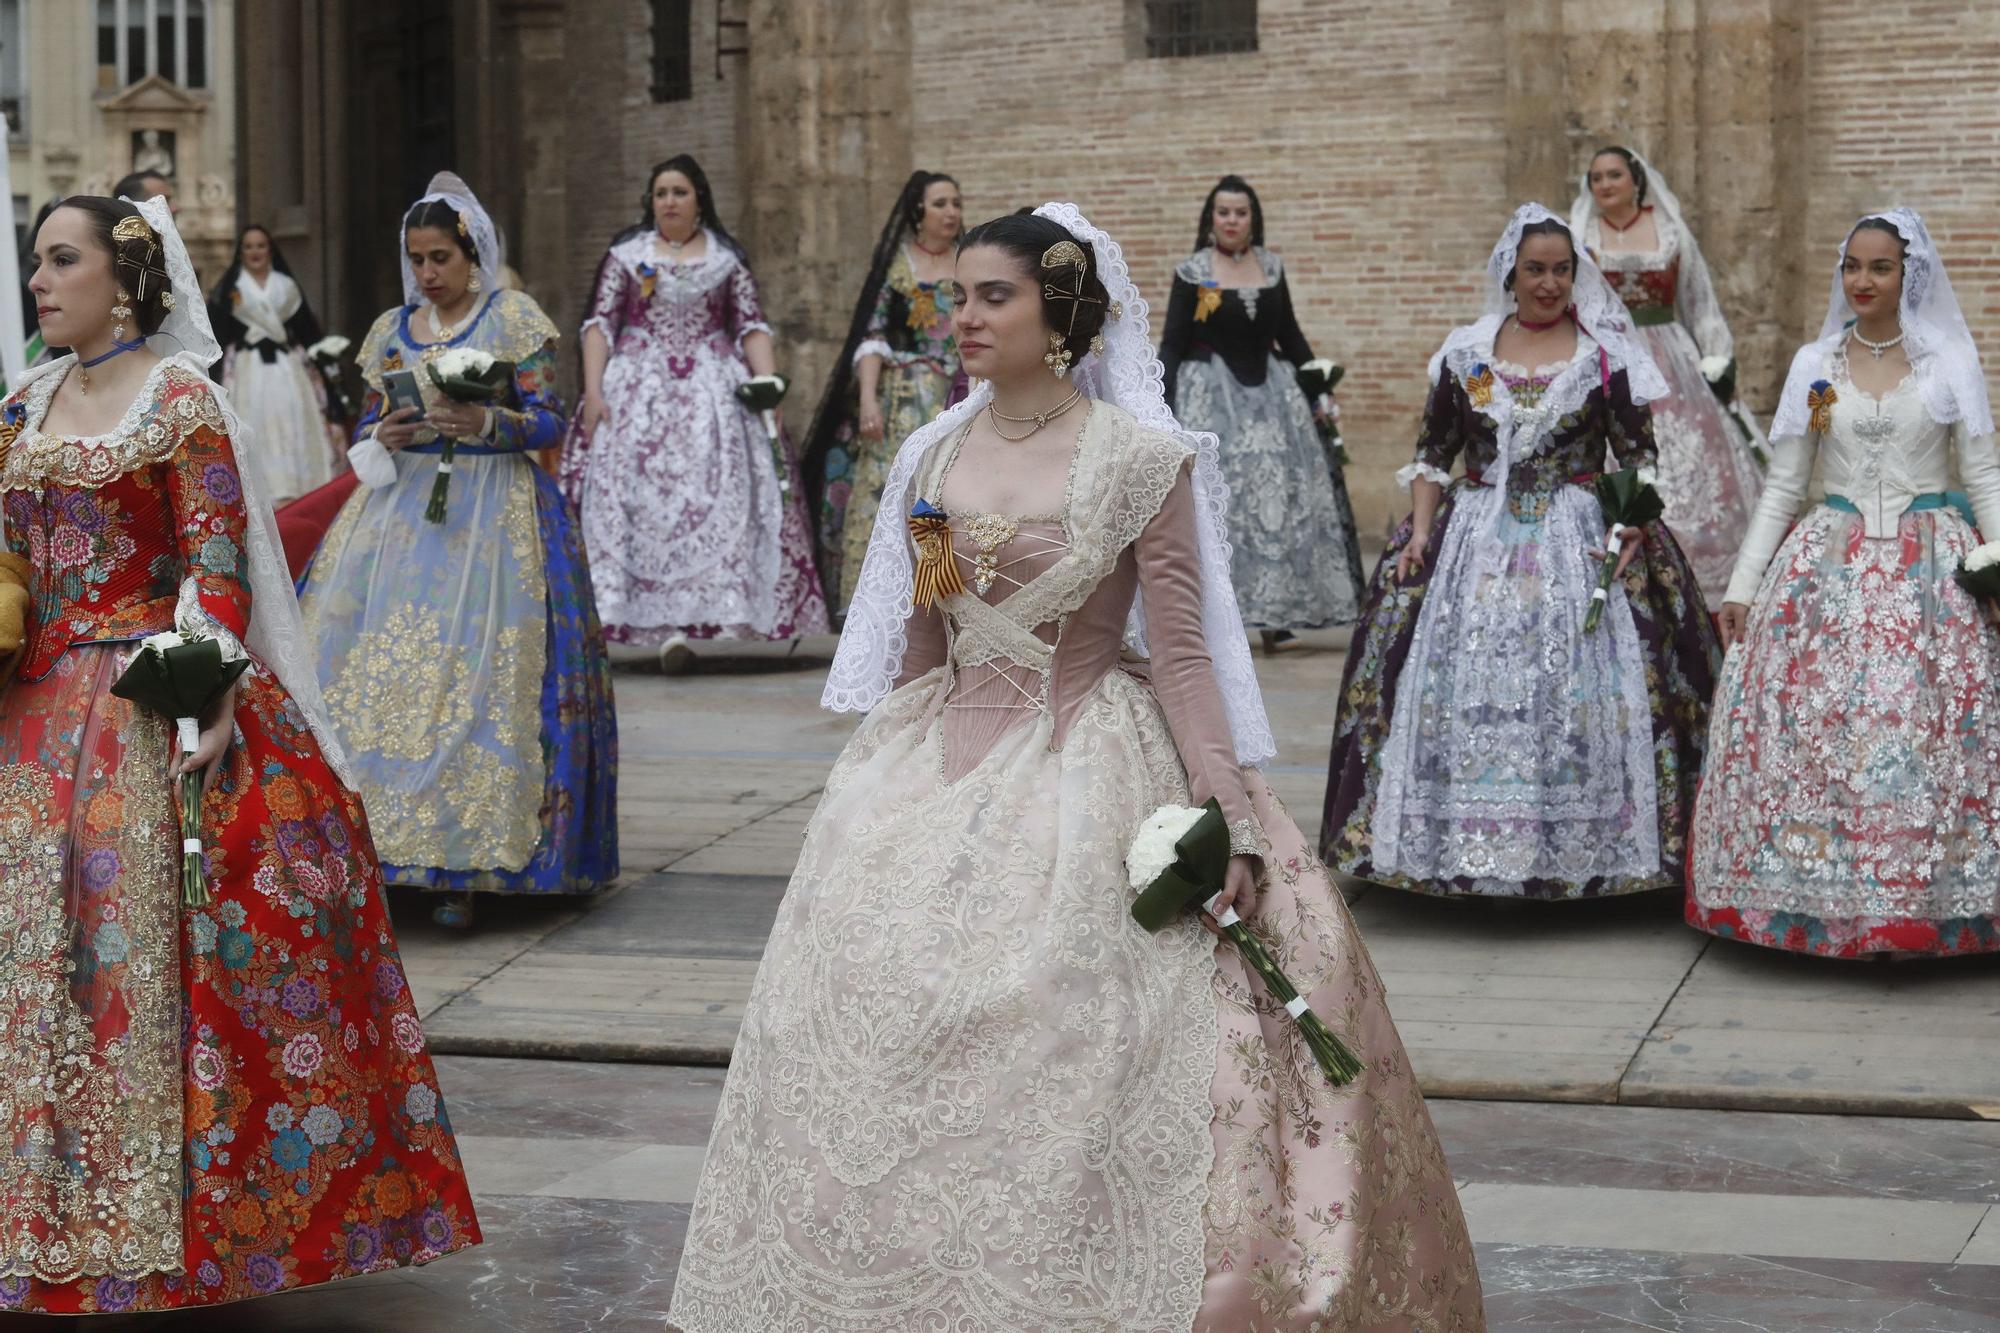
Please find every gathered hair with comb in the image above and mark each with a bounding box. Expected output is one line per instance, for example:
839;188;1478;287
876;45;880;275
59;196;174;336
958;212;1111;364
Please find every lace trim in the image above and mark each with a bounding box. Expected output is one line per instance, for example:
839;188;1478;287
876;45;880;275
1;363;224;491
1395;460;1453;490
851;337;893;365
1227;816;1268;859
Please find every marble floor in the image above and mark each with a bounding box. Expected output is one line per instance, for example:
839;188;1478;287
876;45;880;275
25;1055;1997;1331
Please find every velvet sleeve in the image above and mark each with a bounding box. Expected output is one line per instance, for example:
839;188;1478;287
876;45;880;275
487;341;567;454
580;247;634;345
1603;367;1659;472
1269;273;1314;368
1398;368;1466;488
166;403;254;653
1136;469;1258;843
1158;275;1197;411
892;604;949;686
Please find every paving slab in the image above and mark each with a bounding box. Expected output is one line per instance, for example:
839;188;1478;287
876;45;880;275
394;637;2000;1116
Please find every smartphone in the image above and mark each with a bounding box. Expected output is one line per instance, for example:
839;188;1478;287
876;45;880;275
382;368;427;419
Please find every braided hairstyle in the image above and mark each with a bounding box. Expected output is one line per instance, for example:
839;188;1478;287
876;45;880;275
59;196;174;336
958;212;1111;368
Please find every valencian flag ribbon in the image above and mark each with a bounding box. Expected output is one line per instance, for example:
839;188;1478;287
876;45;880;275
908;498;964;609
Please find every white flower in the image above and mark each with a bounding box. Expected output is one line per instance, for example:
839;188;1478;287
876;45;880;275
307;335;351;360
1964;541;2000;573
742;374;786;391
1700;355;1731;383
1301;357;1337;378
140;630;185;654
300;1102;344;1146
1126;804;1206;891
1634;467;1659;490
404;1081;438;1124
430;347;496;378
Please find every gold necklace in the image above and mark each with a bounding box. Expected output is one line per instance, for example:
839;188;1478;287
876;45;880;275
429;300;473;342
988;386;1083;441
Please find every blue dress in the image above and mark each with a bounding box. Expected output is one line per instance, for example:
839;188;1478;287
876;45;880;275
298;289;618;895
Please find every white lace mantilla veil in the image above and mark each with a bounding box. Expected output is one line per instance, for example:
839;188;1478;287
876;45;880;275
124;193;355;783
1769;207;1994;441
1425;202;1669;533
398;171;504;305
1567;149;1735;359
822;200;1277;766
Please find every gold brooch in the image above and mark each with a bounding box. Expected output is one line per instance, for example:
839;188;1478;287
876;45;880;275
111;215;156;245
1465;364;1496;408
1194;283;1221;323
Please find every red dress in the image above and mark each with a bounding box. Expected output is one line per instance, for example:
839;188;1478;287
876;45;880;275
0;361;479;1312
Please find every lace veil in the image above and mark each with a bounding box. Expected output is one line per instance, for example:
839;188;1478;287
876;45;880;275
130;193;355;783
1427;203;1667;527
1770;207;1993;441
398;171;504;306
1568;149;1735;362
822;200;1276;766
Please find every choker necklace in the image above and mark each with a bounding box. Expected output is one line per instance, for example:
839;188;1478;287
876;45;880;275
76;337;146;394
1602;205;1648;234
430;301;474;343
988;385;1083;441
1514;309;1572;332
1852;326;1905;359
660;229;697;258
912;236;951;257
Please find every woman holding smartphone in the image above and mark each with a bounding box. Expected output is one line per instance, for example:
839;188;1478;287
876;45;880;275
296;172;619;930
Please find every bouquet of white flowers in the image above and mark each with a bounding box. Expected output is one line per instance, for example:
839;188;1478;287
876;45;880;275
307;335;356;420
1585;466;1666;632
422;349;515;523
1127;800;1362;1086
1295;358;1348;466
110;628;251;906
1954;540;2000;607
307;334;351;363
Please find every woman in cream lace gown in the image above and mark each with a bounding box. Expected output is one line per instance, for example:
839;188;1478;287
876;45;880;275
668;207;1484;1333
1692;209;2000;958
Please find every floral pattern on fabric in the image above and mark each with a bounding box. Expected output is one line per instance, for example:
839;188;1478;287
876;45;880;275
302;295;618;895
1689;503;2000;957
558;231;827;643
1322;359;1720;899
0;364;478;1311
820;246;958;613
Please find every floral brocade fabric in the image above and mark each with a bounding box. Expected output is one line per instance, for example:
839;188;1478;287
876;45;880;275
0;362;478;1311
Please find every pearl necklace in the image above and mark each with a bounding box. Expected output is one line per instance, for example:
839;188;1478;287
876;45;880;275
1852;326;1905;359
988;386;1083;441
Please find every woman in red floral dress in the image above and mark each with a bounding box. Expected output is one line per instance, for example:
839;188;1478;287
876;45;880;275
0;196;478;1312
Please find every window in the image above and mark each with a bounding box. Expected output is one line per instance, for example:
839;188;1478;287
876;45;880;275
96;0;208;89
649;0;692;103
1140;0;1258;58
0;0;23;134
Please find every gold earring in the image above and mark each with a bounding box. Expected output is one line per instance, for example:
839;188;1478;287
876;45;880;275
112;288;133;342
1043;331;1073;377
468;272;483;295
1088;333;1105;356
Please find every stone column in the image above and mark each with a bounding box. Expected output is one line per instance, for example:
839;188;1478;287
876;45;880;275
1501;0;1804;411
740;0;915;418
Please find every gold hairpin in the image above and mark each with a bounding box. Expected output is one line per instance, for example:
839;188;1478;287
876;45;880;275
112;215;163;301
1039;240;1103;373
457;212;470;238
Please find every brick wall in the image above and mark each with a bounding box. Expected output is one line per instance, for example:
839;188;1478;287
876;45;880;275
911;0;1510;531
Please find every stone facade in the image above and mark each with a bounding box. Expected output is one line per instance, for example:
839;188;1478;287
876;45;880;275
235;0;2000;533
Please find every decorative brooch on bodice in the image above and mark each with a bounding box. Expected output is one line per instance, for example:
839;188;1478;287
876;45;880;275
963;513;1020;596
1464;363;1495;408
0;400;22;472
1194;280;1222;323
637;261;659;301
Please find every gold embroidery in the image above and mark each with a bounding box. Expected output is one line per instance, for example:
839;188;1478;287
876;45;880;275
1;366;226;492
963;513;1019;596
0;699;183;1282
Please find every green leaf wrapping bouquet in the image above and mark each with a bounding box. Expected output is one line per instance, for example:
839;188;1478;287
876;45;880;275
1127;799;1362;1086
1584;467;1666;632
111;630;252;906
422;348;515;523
735;374;793;495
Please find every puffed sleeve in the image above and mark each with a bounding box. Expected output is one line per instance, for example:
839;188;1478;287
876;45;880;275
1136;469;1260;851
166;388;254;656
725;256;774;352
1397;368;1466;490
1158;274;1197;410
580;246;635;345
1602;367;1659;472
